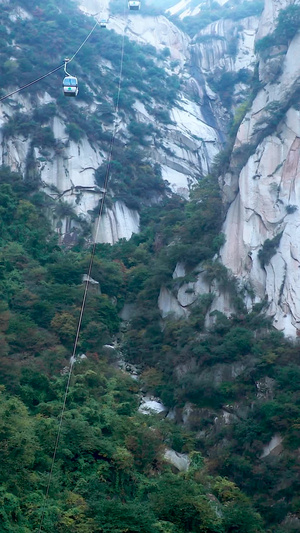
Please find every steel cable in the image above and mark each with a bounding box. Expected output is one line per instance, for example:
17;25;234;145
0;18;100;103
37;4;128;531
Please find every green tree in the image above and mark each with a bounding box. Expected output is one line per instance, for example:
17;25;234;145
51;311;78;345
0;395;38;489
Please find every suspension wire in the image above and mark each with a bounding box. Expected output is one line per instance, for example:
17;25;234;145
0;17;100;103
37;5;128;532
68;18;100;63
0;64;64;102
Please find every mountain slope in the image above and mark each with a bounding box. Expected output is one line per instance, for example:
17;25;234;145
2;1;300;531
1;0;224;245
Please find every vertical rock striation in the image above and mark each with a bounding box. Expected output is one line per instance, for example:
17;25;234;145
221;0;300;336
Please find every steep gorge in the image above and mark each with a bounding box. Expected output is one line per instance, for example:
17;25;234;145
2;1;300;531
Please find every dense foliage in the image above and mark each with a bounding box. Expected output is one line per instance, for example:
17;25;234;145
2;153;300;532
95;146;167;210
255;4;300;53
0;166;265;533
112;205;300;532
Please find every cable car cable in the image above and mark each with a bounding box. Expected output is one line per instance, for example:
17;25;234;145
37;4;127;531
0;64;64;102
0;18;100;103
68;18;100;63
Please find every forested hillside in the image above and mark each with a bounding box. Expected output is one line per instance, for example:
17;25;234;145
0;167;266;532
1;0;300;532
1;152;300;533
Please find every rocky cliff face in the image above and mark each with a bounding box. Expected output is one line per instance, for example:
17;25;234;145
79;0;225;193
157;0;300;339
0;0;224;244
3;0;299;336
0;0;258;245
220;0;300;336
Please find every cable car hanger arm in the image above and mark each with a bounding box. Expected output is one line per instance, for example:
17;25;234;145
64;58;71;76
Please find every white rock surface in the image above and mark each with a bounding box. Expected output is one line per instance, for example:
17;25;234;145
221;17;300;336
173;262;186;279
194;17;258;76
167;0;191;18
256;0;290;40
77;0;223;192
9;6;32;21
139;395;167;414
167;0;228;20
78;1;190;64
164;448;190;471
261;434;283;458
177;271;210;307
158;287;188;318
71;0;300;340
124;15;189;64
82;274;99;285
78;0;110;18
95;201;140;243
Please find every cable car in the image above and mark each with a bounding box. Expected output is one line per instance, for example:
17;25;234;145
128;1;141;10
63;59;78;97
100;19;108;28
63;76;78;97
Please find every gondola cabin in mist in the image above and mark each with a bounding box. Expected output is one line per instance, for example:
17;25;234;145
128;1;141;10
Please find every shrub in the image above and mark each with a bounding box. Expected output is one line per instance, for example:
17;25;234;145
258;232;283;268
256;5;300;52
285;204;298;214
65;123;84;143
